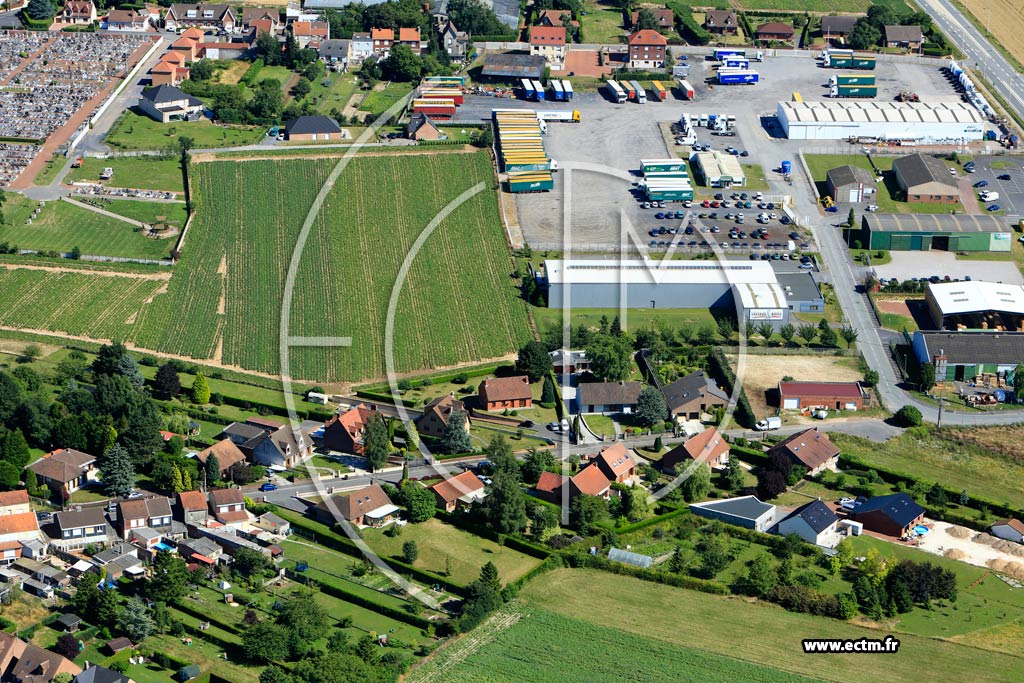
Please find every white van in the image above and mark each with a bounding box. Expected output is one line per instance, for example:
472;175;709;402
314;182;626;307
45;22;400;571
979;191;999;202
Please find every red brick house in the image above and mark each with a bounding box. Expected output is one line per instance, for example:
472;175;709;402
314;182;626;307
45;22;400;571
778;381;865;411
755;22;795;43
323;404;377;455
766;428;839;476
429;471;486;512
314;484;397;527
661;427;729;472
478;376;532;411
592;443;636;483
627;29;667;69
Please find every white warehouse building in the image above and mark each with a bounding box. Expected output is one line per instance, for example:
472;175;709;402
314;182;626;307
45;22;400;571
776;100;986;141
542;259;790;326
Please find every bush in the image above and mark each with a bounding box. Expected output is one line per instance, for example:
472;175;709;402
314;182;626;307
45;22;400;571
894;405;922;427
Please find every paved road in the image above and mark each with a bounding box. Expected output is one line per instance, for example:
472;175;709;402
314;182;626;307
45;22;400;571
916;0;1024;117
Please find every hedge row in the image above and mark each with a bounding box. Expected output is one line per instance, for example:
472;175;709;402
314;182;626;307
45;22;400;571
282;514;466;596
354;389;411;406
240;59;264;86
727;443;770;465
707;348;757;428
179;620;238;652
147;649;191;671
613;506;690;535
562;553;730;594
284;568;435;630
666;2;712;45
358;363;511;396
0;616;14;632
509;553;563;591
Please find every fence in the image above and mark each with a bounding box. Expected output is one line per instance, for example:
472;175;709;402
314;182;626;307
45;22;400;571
15;248;172;266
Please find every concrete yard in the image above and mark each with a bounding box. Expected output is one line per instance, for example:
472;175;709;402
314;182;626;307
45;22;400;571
967;156;1024;216
463;53;976;251
873;251;1024;284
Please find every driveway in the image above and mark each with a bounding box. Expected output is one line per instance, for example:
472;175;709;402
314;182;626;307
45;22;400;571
874;250;1024;284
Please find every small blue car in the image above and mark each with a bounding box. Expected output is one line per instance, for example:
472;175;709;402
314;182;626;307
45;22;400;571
259;483;278;492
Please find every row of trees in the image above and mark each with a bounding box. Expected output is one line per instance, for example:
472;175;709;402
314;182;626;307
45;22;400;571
847;6;937;51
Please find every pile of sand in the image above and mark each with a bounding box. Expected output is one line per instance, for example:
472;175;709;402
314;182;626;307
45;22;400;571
972;532;998;545
987;559;1024;580
944;548;968;560
945;525;972;539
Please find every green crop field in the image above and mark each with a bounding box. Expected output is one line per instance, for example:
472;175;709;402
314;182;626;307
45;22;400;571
129;151;530;382
0;152;530;382
408;607;822;683
0;267;165;337
499;569;1023;683
1;196;177;260
67;156;186;194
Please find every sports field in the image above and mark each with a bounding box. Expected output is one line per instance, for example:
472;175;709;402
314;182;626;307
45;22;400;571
475;569;1022;683
130;151;530;382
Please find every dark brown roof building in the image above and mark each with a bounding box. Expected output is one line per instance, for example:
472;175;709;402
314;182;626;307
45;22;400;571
478;376;532;411
314;484;398;527
766;428;840;476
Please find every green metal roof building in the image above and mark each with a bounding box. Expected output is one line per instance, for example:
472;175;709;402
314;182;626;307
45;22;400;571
861;214;1012;252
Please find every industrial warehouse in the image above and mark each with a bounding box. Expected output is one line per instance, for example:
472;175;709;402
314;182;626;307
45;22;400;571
860;214;1012;252
775;100;987;141
925;281;1024;331
541;259;792;326
912;330;1024;383
692;150;746;187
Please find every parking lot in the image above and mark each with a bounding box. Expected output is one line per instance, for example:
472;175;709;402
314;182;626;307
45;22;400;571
874;251;1024;284
464;53;973;251
965;156;1024;216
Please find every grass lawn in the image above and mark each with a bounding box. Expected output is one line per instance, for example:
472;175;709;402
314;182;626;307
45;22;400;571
743;163;770;191
582;413;616;437
581;0;626;44
362;517;541;585
514;568;1022;683
257;65;294;88
106;110;263;151
804;154;963;215
67;156;185;194
358;82;415;115
103;199;188;227
533;307;718;336
0;194;175;260
830;428;1024;507
409;605;820;683
33;156;65;186
214;59;250;85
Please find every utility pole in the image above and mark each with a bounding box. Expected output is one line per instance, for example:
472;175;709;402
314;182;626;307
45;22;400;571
936;397;944;428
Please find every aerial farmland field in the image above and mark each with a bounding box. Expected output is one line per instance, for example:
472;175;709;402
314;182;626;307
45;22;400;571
134;150;531;382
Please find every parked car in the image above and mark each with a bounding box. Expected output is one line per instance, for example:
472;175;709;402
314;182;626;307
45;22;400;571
987;204;1001;211
974;180;989;188
998;174;1012;180
865;204;879;212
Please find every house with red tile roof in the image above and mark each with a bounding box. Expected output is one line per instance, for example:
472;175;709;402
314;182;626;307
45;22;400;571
627;29;667;69
208;488;248;526
397;27;424;55
0;490;30;516
478;376;532;411
533;471;567;504
430;471;487;512
323;404;377;455
370;27;393;57
537;9;578;29
176;490;209;525
661;427;729;472
59;0;97;25
292;21;329;49
529;25;567;70
991;518;1024;543
568;464;611;499
755;21;795;43
778;381;865;411
592;443;637;483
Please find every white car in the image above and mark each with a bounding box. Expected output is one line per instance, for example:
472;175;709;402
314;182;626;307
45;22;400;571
865;204;879;212
949;167;957;175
